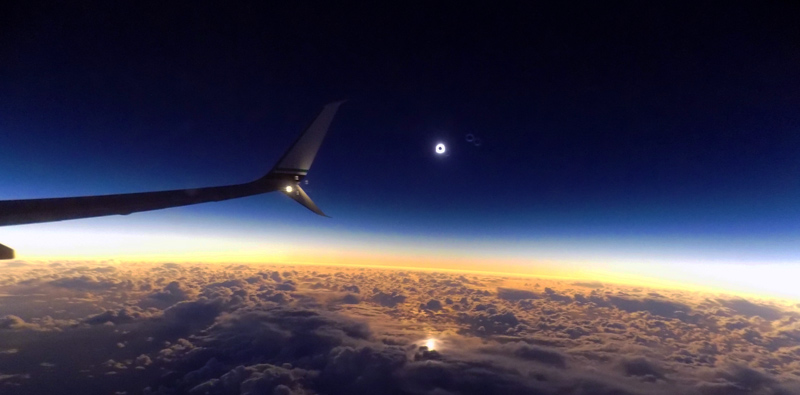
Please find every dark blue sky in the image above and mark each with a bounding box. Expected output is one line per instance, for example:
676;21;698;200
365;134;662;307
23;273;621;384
2;2;800;273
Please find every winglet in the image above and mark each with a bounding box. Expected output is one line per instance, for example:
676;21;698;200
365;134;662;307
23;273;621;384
260;101;344;216
283;185;329;217
268;101;345;178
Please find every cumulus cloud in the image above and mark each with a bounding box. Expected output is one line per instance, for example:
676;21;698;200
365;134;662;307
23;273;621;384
572;281;604;289
486;341;567;368
497;287;538;301
146;281;193;306
717;298;785;320
0;315;32;330
604;295;692;319
49;275;125;291
696;364;799;395
370;291;407;307
83;307;156;325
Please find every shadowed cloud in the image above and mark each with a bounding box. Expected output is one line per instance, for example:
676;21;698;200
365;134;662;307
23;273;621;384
0;262;799;394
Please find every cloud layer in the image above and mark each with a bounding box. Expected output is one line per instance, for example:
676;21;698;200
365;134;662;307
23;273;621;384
1;261;799;394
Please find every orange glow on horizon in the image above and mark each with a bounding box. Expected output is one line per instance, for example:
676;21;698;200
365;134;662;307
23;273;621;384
4;225;800;302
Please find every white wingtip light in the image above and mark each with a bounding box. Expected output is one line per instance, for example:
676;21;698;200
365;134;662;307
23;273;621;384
435;143;446;154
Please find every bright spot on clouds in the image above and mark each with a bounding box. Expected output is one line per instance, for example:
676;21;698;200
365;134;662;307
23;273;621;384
435;143;446;154
425;338;436;350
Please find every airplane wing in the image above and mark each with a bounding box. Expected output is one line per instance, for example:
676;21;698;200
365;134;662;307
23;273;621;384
0;183;266;227
0;101;345;259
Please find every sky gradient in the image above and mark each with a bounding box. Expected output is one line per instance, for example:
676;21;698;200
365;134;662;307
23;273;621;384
2;3;800;299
